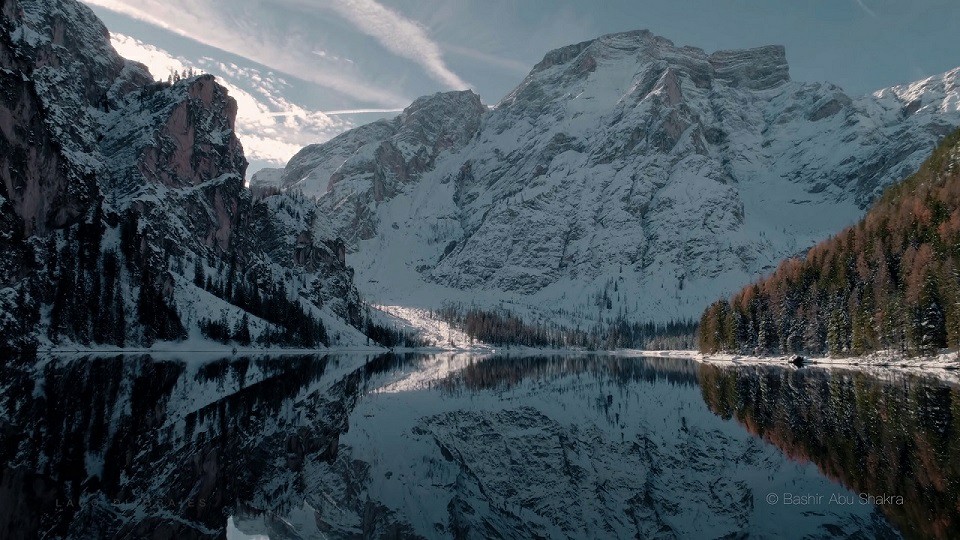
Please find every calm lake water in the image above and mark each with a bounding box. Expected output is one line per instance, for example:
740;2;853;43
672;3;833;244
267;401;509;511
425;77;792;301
0;353;957;539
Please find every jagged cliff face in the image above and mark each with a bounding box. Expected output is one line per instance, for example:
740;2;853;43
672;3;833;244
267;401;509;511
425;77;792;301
282;90;486;244
0;0;365;349
277;30;960;324
0;0;156;234
103;74;245;191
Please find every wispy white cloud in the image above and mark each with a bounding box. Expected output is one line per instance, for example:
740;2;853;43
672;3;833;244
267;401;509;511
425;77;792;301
110;34;355;170
301;0;470;90
311;49;355;64
262;108;404;117
110;32;190;80
322;108;404;115
84;0;409;106
443;43;530;74
853;0;878;17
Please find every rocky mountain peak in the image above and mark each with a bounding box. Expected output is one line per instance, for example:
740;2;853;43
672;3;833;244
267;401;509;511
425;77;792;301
395;89;486;153
502;30;789;113
277;90;488;244
874;66;960;117
403;89;484;117
273;29;960;327
0;0;369;349
102;73;247;190
281;90;486;202
708;45;789;90
527;30;675;73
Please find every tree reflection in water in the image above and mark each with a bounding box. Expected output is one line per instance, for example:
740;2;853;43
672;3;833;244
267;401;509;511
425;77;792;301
0;353;408;540
699;363;960;539
1;353;954;538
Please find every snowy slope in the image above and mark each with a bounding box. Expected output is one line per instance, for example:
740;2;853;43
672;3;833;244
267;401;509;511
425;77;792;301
0;0;370;348
273;30;960;327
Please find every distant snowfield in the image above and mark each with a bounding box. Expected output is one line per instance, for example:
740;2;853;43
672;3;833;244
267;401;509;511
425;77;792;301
371;304;489;350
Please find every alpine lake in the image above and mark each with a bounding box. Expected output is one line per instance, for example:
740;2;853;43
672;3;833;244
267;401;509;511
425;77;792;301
1;352;958;539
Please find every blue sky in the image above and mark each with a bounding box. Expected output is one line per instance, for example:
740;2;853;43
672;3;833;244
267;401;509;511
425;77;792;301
82;0;960;173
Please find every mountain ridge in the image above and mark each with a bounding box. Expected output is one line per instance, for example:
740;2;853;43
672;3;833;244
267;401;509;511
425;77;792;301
0;0;369;350
266;29;960;327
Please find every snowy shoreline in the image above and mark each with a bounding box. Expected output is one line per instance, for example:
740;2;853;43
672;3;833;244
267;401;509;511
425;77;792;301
36;344;960;367
643;348;960;369
29;345;960;384
639;349;960;384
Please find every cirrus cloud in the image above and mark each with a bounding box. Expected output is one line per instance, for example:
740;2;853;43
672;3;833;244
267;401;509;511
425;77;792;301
312;0;470;90
109;33;373;171
84;0;413;107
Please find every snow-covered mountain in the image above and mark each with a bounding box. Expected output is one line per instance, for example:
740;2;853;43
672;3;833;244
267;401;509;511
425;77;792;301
276;30;960;325
0;0;367;349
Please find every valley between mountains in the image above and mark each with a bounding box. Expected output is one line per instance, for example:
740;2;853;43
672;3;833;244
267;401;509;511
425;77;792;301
3;0;960;357
255;29;960;354
7;4;960;540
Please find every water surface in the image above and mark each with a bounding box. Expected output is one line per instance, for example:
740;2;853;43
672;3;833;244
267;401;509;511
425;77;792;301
0;353;956;538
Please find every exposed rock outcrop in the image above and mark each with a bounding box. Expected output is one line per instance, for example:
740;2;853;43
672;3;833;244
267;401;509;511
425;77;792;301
0;0;366;349
281;90;486;244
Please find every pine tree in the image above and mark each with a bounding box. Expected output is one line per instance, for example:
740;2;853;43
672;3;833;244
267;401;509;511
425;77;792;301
193;257;205;288
114;292;126;347
233;314;252;346
916;276;947;355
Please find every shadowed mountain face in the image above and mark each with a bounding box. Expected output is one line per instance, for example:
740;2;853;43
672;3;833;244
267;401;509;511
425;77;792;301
270;29;960;324
11;353;956;538
0;0;365;351
700;363;960;539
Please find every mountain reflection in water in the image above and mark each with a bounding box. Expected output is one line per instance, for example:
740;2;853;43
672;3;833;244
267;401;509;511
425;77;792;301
0;353;953;538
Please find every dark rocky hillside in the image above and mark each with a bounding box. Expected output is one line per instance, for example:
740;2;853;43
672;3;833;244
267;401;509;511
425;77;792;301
0;0;366;350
